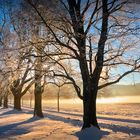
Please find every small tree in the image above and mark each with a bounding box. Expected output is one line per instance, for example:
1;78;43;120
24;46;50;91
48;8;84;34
33;47;46;117
10;63;34;110
3;92;8;108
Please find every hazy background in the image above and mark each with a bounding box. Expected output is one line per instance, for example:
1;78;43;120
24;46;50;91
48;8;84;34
10;83;140;105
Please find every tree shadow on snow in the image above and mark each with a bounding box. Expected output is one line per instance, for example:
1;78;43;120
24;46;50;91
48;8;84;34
46;109;140;124
46;109;82;117
45;110;140;136
0;109;32;116
100;122;140;135
98;116;140;124
46;112;109;139
0;116;41;137
75;127;109;140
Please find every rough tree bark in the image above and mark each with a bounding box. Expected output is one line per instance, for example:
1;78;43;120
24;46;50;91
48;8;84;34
67;0;99;129
3;93;8;108
13;94;22;110
34;83;44;117
67;0;108;129
10;79;22;110
10;75;34;111
0;96;2;106
33;48;44;118
82;85;99;129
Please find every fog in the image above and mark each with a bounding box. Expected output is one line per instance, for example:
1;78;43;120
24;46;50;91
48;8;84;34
97;96;140;104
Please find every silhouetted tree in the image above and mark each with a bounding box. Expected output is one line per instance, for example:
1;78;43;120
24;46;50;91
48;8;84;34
27;0;140;129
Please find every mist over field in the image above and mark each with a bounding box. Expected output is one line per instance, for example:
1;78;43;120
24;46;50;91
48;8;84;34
12;83;140;107
20;83;140;99
11;83;140;108
109;84;140;97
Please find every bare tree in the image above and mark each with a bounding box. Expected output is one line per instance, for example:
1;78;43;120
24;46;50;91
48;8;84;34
19;0;63;117
26;0;140;129
0;66;11;108
10;67;34;110
33;43;46;117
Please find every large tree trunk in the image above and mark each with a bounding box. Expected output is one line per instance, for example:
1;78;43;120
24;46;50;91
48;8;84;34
0;96;2;106
82;84;100;129
33;47;44;118
82;98;99;129
14;95;22;110
3;94;8;108
90;95;99;129
34;86;43;117
82;99;92;129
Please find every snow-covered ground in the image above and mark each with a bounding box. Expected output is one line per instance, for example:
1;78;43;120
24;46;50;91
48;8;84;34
0;101;140;140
